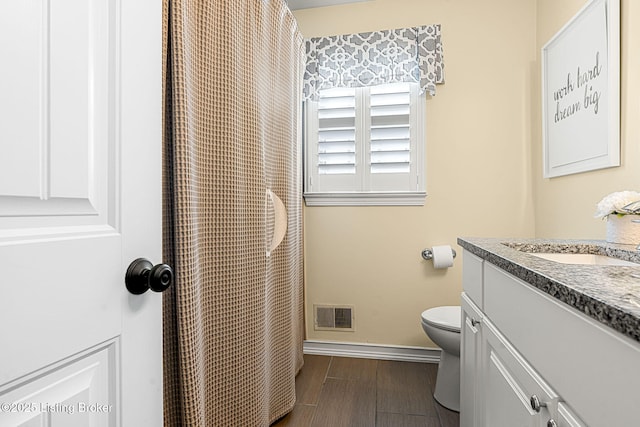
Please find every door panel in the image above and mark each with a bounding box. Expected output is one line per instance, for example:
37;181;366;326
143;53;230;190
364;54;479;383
0;3;43;199
0;342;116;427
0;0;113;226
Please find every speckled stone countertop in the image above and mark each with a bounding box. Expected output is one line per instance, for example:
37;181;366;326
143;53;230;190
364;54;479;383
458;237;640;344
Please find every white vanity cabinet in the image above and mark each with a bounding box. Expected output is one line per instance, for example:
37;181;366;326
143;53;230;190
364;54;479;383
460;248;640;427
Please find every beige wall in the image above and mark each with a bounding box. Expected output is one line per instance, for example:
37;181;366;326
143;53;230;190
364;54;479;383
533;0;640;239
295;0;537;348
296;0;640;350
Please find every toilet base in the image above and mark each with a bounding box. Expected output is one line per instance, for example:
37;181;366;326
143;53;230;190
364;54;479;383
433;351;460;412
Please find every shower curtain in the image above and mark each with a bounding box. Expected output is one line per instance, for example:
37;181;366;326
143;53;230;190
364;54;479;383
162;1;305;426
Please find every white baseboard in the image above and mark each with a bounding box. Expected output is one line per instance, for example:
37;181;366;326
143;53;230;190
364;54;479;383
303;340;441;364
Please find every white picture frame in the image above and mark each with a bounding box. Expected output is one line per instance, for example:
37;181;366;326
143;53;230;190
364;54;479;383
541;0;620;178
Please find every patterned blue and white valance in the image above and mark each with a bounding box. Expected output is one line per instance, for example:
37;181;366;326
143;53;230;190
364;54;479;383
303;25;444;100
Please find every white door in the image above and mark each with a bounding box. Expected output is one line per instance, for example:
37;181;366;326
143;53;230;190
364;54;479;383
0;1;163;426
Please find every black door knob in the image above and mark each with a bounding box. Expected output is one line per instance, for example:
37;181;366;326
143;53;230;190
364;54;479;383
125;258;174;295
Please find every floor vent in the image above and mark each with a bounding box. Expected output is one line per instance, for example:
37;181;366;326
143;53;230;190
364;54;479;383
314;305;355;331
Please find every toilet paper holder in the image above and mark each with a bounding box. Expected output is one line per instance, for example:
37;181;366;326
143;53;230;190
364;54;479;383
421;247;457;261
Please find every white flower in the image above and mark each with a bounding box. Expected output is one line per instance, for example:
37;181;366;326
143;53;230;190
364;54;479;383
594;190;640;219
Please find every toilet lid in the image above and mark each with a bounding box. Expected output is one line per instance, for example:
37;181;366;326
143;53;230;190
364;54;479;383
421;306;461;333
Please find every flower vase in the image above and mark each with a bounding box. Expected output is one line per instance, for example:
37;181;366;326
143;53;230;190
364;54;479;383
606;214;640;244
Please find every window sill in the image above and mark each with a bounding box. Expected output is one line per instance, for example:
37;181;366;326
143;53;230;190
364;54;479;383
303;192;426;207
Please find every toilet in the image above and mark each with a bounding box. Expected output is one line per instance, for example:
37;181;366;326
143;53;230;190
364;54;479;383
421;306;461;412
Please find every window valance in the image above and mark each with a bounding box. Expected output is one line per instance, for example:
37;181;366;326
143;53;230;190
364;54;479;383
303;24;445;101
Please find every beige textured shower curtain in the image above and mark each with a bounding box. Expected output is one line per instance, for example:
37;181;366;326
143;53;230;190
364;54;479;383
162;1;305;425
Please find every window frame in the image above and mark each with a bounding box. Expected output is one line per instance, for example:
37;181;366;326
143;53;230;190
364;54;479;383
303;83;426;207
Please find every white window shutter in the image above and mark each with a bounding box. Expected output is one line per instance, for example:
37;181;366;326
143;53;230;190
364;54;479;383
369;83;412;175
317;88;357;175
304;83;425;205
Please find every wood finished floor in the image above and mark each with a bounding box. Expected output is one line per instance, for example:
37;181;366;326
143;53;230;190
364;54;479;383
272;355;459;427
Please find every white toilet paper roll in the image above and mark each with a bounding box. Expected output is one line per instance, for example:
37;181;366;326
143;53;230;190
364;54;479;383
431;245;454;269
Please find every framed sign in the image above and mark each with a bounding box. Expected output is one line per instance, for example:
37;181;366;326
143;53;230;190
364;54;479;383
541;0;620;178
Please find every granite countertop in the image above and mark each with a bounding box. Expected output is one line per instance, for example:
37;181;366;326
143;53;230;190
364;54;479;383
457;237;640;344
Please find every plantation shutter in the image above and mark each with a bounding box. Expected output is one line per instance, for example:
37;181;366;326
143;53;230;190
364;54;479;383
367;83;419;192
369;83;412;175
308;87;361;192
317;87;356;176
307;83;421;195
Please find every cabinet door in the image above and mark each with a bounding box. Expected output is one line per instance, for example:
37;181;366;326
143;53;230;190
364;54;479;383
554;402;587;427
460;293;483;427
483;321;556;427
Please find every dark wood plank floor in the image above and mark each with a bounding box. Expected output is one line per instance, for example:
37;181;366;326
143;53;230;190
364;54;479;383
272;355;459;427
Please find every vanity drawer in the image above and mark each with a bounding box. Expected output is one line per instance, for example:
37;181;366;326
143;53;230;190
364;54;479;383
462;250;484;309
483;318;557;427
484;263;640;427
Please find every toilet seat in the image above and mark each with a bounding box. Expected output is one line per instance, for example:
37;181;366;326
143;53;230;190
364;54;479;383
421;306;461;333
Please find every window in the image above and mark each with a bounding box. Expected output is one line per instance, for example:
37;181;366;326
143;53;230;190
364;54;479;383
304;82;426;206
